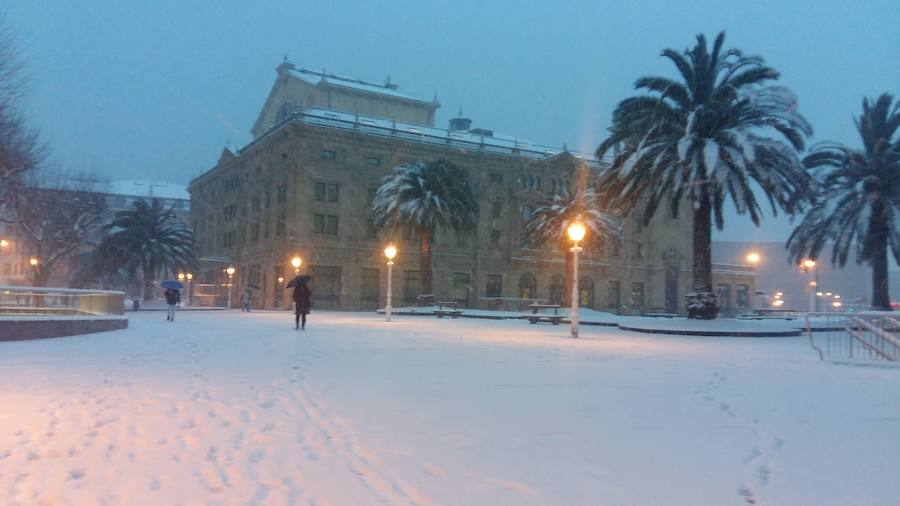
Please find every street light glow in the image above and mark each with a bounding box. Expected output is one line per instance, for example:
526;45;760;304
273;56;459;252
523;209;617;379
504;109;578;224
384;243;397;261
567;221;586;243
226;266;235;276
291;256;302;269
0;239;8;248
832;301;842;308
746;252;760;264
186;272;193;280
802;259;816;268
29;257;39;266
177;273;185;281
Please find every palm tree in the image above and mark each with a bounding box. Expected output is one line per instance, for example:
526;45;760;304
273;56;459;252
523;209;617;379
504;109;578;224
89;199;196;299
596;31;812;318
522;188;621;305
371;159;479;301
788;94;899;311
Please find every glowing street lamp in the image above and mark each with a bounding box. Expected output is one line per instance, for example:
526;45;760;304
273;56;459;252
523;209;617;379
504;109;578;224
185;272;193;306
291;256;302;274
801;259;817;312
567;221;586;338
226;266;235;309
384;243;397;322
29;257;39;267
0;239;9;250
177;272;185;281
746;252;760;265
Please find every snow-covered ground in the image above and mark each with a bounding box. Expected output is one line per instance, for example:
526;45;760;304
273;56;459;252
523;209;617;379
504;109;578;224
1;311;897;505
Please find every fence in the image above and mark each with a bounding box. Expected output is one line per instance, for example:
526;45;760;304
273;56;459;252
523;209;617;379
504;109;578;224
0;285;125;316
806;312;900;363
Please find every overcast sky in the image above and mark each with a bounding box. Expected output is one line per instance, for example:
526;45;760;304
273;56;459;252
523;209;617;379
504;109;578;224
7;0;899;242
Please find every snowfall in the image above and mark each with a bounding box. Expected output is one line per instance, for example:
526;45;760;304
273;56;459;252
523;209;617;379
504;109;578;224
0;311;898;505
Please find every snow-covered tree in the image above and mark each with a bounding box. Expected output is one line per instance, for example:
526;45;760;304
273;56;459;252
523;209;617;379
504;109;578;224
4;172;108;286
788;94;899;311
522;188;621;305
85;199;196;299
371;159;478;301
596;32;812;318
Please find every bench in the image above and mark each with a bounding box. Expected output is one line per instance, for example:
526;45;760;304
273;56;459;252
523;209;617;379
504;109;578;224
526;304;565;325
434;301;463;318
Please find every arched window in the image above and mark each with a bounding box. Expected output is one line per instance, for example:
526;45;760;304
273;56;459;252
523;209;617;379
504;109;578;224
550;178;557;192
549;274;565;305
579;276;595;308
519;273;537;300
534;176;541;190
527;175;535;189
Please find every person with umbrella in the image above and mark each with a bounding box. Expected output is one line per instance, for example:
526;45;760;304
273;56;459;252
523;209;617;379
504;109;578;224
161;280;183;322
287;275;312;330
240;287;254;312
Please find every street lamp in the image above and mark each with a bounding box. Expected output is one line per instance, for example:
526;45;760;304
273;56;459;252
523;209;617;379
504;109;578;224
291;256;302;274
384;243;397;322
226;266;235;309
185;272;193;306
29;257;39;267
801;259;817;312
745;252;761;309
567;221;586;338
0;239;9;250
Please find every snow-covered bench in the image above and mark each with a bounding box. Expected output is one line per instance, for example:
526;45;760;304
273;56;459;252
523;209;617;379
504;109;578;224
526;304;564;325
434;301;463;318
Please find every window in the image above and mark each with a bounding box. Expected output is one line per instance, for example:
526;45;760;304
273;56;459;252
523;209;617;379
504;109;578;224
276;216;286;236
238;225;246;244
607;280;621;313
250;223;260;242
403;271;420;306
360;268;380;309
223;204;236;222
630;282;645;313
519;273;537;300
315;182;339;202
486;274;502;298
579;276;594;308
366;218;378;239
320;149;336;159
314;214;325;233
365;156;381;166
251;195;261;213
314;214;339;235
452;273;471;307
326;215;338;235
248;264;261;286
550;274;565;305
276;184;287;203
490;229;500;245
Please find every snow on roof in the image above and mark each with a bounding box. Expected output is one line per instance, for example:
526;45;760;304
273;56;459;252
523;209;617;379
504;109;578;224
286;107;599;163
109;180;189;200
287;68;436;106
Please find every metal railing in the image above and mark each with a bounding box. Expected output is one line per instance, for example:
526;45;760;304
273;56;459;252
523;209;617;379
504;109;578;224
806;312;900;363
0;285;125;316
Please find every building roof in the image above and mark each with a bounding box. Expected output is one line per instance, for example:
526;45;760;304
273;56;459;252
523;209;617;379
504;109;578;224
255;107;600;164
286;67;436;106
109;180;189;200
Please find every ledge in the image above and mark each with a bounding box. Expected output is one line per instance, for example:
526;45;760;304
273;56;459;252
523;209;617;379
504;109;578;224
0;316;128;342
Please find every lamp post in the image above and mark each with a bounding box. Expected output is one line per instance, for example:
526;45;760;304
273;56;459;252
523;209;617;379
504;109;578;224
384;243;397;322
177;272;186;307
226;266;235;309
567;221;586;338
186;272;193;306
746;252;761;310
291;256;302;274
802;259;816;313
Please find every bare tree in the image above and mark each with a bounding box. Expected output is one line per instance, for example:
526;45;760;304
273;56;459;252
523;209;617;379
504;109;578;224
0;10;43;210
5;171;109;286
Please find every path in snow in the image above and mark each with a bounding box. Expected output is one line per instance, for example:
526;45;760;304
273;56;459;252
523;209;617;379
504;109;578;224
0;311;898;505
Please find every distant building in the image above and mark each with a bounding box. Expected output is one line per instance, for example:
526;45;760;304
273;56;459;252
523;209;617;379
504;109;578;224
0;179;189;287
713;240;872;311
190;62;754;314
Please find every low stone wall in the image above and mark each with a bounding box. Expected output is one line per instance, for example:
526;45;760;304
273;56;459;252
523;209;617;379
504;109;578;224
0;317;128;342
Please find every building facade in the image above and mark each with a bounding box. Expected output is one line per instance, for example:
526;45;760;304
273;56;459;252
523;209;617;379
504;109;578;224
190;64;754;314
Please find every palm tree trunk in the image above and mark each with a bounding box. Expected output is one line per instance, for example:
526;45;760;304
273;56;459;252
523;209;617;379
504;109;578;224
420;229;433;303
869;200;892;311
142;260;154;300
688;200;717;319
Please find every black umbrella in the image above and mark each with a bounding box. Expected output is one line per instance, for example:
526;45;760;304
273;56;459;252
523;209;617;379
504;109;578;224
286;275;312;288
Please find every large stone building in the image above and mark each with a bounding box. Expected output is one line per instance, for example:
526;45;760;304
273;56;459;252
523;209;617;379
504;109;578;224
190;62;754;314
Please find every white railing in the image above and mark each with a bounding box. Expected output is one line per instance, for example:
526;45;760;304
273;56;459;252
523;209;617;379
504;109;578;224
806;312;900;363
0;285;125;316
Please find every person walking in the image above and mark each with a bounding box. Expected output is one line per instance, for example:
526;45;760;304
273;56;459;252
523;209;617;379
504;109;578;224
292;279;312;330
240;288;253;312
164;287;181;321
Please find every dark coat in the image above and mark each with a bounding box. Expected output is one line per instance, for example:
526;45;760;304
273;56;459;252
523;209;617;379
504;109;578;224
164;288;181;305
292;284;312;315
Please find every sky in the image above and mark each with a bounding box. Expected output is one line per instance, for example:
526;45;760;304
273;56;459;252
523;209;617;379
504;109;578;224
6;0;899;242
